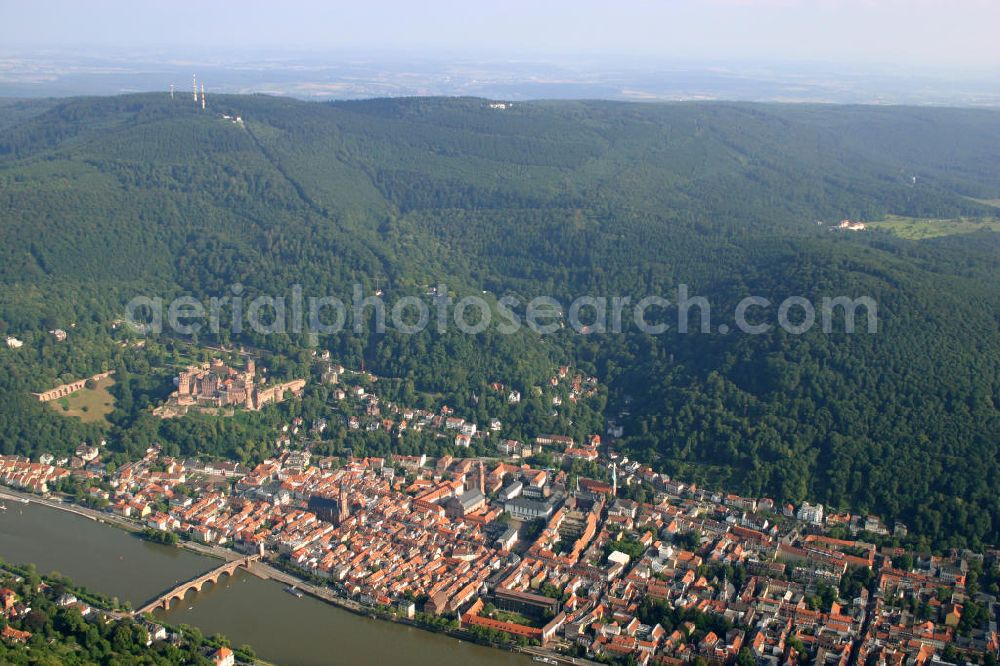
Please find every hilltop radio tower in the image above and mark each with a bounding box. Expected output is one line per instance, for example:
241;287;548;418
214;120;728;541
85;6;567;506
192;74;198;102
169;83;174;100
200;84;206;110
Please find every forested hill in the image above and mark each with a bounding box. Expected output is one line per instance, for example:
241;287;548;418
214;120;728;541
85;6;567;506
0;93;998;548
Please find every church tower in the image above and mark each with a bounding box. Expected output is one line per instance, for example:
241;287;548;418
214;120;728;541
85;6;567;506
339;483;350;525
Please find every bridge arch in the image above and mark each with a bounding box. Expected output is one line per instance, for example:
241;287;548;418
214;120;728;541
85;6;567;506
136;555;260;616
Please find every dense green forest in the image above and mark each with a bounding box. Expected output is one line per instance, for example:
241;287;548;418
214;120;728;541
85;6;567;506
0;93;998;549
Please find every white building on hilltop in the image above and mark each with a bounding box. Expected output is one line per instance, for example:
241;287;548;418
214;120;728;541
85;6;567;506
837;219;867;231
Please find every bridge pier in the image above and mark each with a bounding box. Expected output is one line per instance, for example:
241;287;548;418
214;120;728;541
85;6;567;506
134;555;260;616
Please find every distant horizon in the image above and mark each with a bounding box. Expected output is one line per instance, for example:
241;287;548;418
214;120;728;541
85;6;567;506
2;47;1000;108
3;1;1000;107
8;88;1000;112
4;43;999;74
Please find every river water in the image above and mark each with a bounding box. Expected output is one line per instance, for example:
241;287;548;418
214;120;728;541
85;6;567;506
0;500;530;666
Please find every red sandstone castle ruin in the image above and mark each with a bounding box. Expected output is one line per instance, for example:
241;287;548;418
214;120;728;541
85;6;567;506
156;358;305;417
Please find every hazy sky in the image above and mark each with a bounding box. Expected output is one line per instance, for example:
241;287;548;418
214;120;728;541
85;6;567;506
2;0;999;70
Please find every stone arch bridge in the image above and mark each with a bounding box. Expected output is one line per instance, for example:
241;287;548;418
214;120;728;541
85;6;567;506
133;555;260;616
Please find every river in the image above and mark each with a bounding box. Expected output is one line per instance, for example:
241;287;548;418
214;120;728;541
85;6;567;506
0;500;531;666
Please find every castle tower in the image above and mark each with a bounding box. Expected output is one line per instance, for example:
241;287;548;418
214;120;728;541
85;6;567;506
246;358;256;379
178;371;191;395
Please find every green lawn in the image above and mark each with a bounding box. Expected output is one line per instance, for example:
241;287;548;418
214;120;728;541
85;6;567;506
867;214;1000;240
488;609;541;628
50;376;117;424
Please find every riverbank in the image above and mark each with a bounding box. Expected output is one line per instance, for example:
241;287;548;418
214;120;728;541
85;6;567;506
1;485;577;665
1;496;536;666
0;559;276;666
207;554;586;665
0;487;240;564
